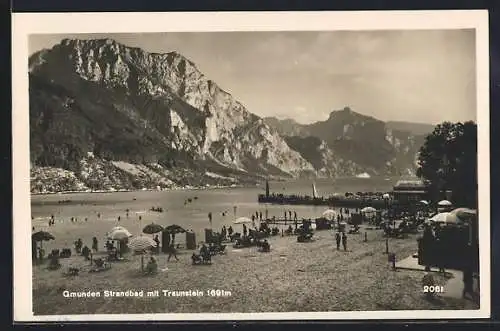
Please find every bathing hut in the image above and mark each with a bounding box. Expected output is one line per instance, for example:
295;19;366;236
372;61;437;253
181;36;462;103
392;178;428;205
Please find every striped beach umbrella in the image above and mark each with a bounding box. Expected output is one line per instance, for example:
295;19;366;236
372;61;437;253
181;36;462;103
128;236;156;251
128;236;156;271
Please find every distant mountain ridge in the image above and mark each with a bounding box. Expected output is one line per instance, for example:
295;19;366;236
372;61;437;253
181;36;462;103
264;107;433;177
29;38;431;193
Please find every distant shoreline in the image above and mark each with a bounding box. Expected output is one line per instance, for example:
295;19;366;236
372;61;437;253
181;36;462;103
30;184;253;197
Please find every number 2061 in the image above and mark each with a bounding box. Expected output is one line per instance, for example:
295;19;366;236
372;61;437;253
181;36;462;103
423;285;444;293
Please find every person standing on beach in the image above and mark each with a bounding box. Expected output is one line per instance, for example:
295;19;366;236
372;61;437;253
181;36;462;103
284;211;287;220
154;235;160;253
221;226;227;240
92;237;98;252
243;224;248;237
294;211;297;220
259;211;263;221
335;232;341;250
118;216;121;222
342;233;348;251
167;243;179;262
462;268;474;300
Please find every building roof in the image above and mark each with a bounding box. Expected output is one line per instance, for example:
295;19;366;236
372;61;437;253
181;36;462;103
393;178;426;191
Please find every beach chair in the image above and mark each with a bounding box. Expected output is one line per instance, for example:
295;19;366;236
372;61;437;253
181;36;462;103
217;244;227;255
60;248;72;258
47;256;62;270
89;258;112;273
202;252;212;264
62;267;80;277
192;253;203;265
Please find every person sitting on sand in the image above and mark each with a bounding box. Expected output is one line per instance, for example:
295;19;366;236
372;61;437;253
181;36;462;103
200;244;209;259
105;240;113;251
261;240;270;252
146;256;158;274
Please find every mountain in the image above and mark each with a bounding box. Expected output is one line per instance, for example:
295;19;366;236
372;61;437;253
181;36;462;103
29;38;430;194
386;121;435;136
263;117;309;137
29;38;316;193
264;107;430;177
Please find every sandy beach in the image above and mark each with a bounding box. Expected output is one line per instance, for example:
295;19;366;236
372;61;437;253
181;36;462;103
32;224;478;315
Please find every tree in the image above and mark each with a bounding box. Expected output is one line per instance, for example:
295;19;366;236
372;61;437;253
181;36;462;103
416;121;477;208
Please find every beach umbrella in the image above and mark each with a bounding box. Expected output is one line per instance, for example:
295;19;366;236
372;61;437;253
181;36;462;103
111;226;131;233
322;209;339;220
163;224;186;234
361;207;377;213
418;200;429;205
437;200;453;207
234;217;252;225
429;212;458;224
108;229;133;241
128;236;156;271
32;231;55;249
449;208;477;221
128;236;156;251
142;223;164;234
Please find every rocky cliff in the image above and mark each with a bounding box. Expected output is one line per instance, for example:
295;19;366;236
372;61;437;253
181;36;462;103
29;38;316;193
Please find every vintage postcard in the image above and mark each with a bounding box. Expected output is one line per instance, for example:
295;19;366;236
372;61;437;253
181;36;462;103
12;10;490;321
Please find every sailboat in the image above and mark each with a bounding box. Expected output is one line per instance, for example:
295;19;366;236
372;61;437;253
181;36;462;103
312;182;319;199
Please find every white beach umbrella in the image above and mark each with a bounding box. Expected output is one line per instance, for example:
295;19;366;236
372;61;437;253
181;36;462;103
449;208;477;222
437;200;453;207
429;212;458;224
108;229;133;240
234;217;253;225
361;207;377;214
111;226;131;233
418;200;429;205
322;209;339;220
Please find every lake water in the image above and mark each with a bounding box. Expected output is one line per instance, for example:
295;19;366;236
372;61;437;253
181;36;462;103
30;177;397;249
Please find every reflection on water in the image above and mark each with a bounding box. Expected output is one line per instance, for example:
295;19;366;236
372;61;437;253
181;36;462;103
30;177;398;249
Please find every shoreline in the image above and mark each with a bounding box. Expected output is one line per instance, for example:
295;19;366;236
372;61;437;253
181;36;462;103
30;183;253;197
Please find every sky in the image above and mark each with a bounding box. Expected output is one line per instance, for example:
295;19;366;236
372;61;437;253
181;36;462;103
29;30;477;125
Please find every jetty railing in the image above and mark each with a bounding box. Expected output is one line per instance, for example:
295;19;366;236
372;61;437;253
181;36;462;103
258;194;389;209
